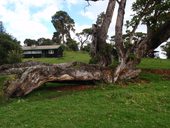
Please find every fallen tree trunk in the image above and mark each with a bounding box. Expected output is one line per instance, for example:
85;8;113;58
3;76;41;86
1;61;114;97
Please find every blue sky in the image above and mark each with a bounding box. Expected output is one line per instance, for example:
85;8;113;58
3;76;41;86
0;0;140;44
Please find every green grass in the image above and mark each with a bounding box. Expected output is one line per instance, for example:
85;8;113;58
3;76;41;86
23;51;170;69
138;58;170;69
0;52;170;128
23;51;90;64
0;74;169;128
0;75;8;104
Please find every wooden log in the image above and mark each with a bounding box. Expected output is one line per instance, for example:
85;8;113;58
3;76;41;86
2;62;114;97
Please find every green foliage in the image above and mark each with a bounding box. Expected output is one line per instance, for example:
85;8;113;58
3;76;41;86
162;42;170;59
24;38;56;46
37;38;55;45
52;32;62;44
82;43;91;52
24;39;38;46
0;21;5;33
90;43;114;64
51;10;75;44
66;38;79;51
76;28;92;51
0;33;22;65
131;0;170;30
7;50;22;64
96;12;105;26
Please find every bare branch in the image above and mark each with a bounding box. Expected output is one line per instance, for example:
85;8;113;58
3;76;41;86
116;0;120;4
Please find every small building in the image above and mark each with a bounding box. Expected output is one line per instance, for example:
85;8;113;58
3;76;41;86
22;45;63;58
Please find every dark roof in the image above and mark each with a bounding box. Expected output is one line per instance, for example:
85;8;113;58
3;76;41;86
22;45;61;50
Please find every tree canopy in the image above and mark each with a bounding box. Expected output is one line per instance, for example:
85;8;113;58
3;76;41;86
76;28;92;50
0;33;22;65
51;11;75;44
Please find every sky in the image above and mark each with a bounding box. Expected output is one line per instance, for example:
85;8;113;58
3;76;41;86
0;0;145;44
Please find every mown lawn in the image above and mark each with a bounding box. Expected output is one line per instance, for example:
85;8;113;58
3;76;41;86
138;58;170;69
23;51;90;64
0;51;170;128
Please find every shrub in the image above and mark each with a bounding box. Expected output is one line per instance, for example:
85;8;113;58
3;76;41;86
0;33;22;65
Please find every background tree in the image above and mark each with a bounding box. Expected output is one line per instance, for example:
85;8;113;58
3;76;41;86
24;39;38;46
96;12;105;27
37;38;55;46
0;21;5;33
82;43;91;52
66;38;79;51
52;32;62;44
76;28;92;50
51;11;75;44
162;41;170;59
0;33;22;65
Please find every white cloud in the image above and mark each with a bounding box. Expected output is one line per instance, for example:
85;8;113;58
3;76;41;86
80;0;108;22
0;0;63;44
66;0;79;5
79;0;146;38
71;23;91;41
0;0;146;45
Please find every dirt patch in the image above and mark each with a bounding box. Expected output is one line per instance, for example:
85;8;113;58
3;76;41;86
45;85;96;91
144;69;170;76
143;69;170;80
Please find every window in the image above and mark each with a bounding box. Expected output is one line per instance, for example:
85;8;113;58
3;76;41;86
48;50;54;54
23;50;42;54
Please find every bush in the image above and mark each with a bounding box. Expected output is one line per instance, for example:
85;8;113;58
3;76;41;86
66;38;79;51
7;50;22;64
162;42;170;59
0;33;22;65
82;43;91;52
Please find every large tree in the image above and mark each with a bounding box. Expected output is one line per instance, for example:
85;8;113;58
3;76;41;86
51;11;75;44
24;39;38;46
2;0;170;97
90;0;116;66
114;0;170;81
87;0;170;81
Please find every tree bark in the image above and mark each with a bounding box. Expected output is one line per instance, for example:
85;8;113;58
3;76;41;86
114;0;137;82
1;61;114;97
91;0;116;66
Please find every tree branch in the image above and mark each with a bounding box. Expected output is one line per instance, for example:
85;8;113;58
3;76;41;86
128;1;151;44
116;0;120;4
115;0;127;60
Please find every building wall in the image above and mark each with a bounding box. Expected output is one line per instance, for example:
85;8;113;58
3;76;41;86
23;48;63;58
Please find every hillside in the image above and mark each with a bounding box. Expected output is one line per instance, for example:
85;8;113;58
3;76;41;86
0;51;170;128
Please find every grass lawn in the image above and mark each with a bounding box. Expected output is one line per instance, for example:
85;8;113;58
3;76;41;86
0;51;170;128
138;58;170;69
23;51;90;64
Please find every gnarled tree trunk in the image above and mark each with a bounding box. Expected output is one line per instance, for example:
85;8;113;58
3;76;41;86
91;0;116;66
113;0;170;82
1;61;114;97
